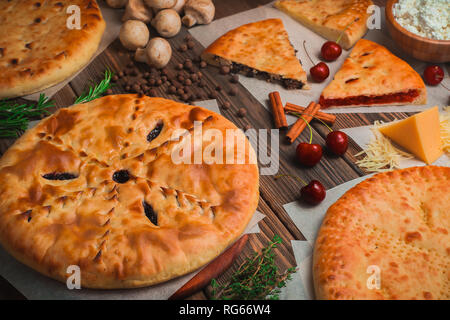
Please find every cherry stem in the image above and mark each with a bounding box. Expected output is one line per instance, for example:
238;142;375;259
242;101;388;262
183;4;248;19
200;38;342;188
441;82;450;91
290;111;334;132
274;174;307;186
297;115;313;144
336;18;359;44
302;40;315;66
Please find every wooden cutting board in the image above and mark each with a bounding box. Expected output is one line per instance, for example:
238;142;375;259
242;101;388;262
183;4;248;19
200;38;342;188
169;234;248;300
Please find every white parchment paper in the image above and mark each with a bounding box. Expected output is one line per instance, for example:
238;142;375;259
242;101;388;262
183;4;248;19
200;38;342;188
24;3;123;101
4;99;265;300
189;2;449;114
342;124;450;168
279;175;374;300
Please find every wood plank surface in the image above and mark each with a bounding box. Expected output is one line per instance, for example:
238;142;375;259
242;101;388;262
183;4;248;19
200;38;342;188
0;0;398;300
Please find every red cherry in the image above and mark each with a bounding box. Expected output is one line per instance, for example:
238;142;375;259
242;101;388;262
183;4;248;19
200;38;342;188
301;180;326;205
321;41;342;61
310;62;329;82
296;142;323;166
326;131;348;156
423;65;444;86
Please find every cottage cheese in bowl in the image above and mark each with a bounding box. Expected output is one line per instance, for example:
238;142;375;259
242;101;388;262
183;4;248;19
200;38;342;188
393;0;449;40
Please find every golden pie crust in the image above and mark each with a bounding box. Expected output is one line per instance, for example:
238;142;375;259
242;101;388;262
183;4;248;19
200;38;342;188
274;0;373;50
0;95;259;289
0;0;105;99
313;166;449;300
319;39;427;108
201;19;308;89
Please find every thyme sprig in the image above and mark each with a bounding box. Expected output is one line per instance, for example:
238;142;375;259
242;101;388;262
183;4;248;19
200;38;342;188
211;235;296;300
0;94;53;138
74;69;113;104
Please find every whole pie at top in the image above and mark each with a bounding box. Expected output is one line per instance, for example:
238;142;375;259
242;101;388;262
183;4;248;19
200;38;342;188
274;0;373;50
319;39;427;108
0;0;105;99
201;19;308;90
314;166;449;300
0;95;259;288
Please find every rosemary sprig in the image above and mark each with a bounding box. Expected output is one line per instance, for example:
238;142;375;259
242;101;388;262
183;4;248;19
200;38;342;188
74;69;113;104
211;235;296;300
0;94;53;138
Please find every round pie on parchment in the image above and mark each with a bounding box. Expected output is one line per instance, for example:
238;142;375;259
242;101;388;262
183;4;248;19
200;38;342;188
0;0;105;99
0;95;259;288
314;166;449;300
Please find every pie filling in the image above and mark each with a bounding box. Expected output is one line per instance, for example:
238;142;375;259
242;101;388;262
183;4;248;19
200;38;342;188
319;89;420;108
230;62;304;90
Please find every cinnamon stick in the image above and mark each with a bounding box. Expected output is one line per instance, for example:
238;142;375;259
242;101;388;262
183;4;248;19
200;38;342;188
269;91;287;129
286;102;321;144
285;102;336;125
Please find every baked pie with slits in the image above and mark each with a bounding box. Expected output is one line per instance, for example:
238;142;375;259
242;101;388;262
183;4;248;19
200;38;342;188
0;95;259;289
0;0;105;98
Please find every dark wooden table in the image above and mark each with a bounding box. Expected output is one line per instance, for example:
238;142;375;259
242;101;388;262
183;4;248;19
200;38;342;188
0;0;401;300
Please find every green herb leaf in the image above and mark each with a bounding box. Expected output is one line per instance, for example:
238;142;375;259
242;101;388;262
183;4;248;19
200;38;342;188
211;235;296;300
0;94;54;138
74;69;113;104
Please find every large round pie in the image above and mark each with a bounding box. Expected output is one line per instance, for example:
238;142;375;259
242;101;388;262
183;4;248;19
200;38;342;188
0;95;259;288
313;166;449;300
0;0;105;98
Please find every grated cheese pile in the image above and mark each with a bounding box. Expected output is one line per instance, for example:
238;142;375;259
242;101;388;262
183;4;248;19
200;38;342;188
355;107;450;172
355;121;414;172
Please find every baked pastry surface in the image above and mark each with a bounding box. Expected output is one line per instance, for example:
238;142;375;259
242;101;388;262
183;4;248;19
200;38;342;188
319;39;426;108
313;166;449;300
0;95;259;289
0;0;105;99
274;0;373;50
201;19;308;90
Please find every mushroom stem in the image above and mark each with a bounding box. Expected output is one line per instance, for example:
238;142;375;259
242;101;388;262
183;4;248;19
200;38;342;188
182;0;215;28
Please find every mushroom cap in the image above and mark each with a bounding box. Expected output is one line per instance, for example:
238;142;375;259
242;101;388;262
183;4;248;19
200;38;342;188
122;0;153;23
106;0;128;8
152;9;181;38
144;0;177;9
146;37;172;69
119;20;150;51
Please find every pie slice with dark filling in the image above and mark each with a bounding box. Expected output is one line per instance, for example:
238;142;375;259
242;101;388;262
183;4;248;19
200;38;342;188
319;39;427;108
201;19;308;90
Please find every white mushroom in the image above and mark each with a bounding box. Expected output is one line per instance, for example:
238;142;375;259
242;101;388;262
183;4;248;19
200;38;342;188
151;9;181;38
122;0;153;23
146;37;172;68
171;0;186;13
144;0;176;9
106;0;127;8
182;0;214;27
119;20;150;51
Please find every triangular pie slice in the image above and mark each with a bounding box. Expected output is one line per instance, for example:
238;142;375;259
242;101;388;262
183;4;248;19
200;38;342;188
378;107;442;164
319;39;427;108
274;0;373;50
201;19;308;90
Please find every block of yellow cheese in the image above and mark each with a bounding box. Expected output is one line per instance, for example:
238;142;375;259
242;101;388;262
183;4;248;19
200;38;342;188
378;107;442;164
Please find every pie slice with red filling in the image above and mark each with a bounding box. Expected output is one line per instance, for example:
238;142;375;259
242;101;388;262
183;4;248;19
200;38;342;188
201;19;308;90
319;39;426;108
